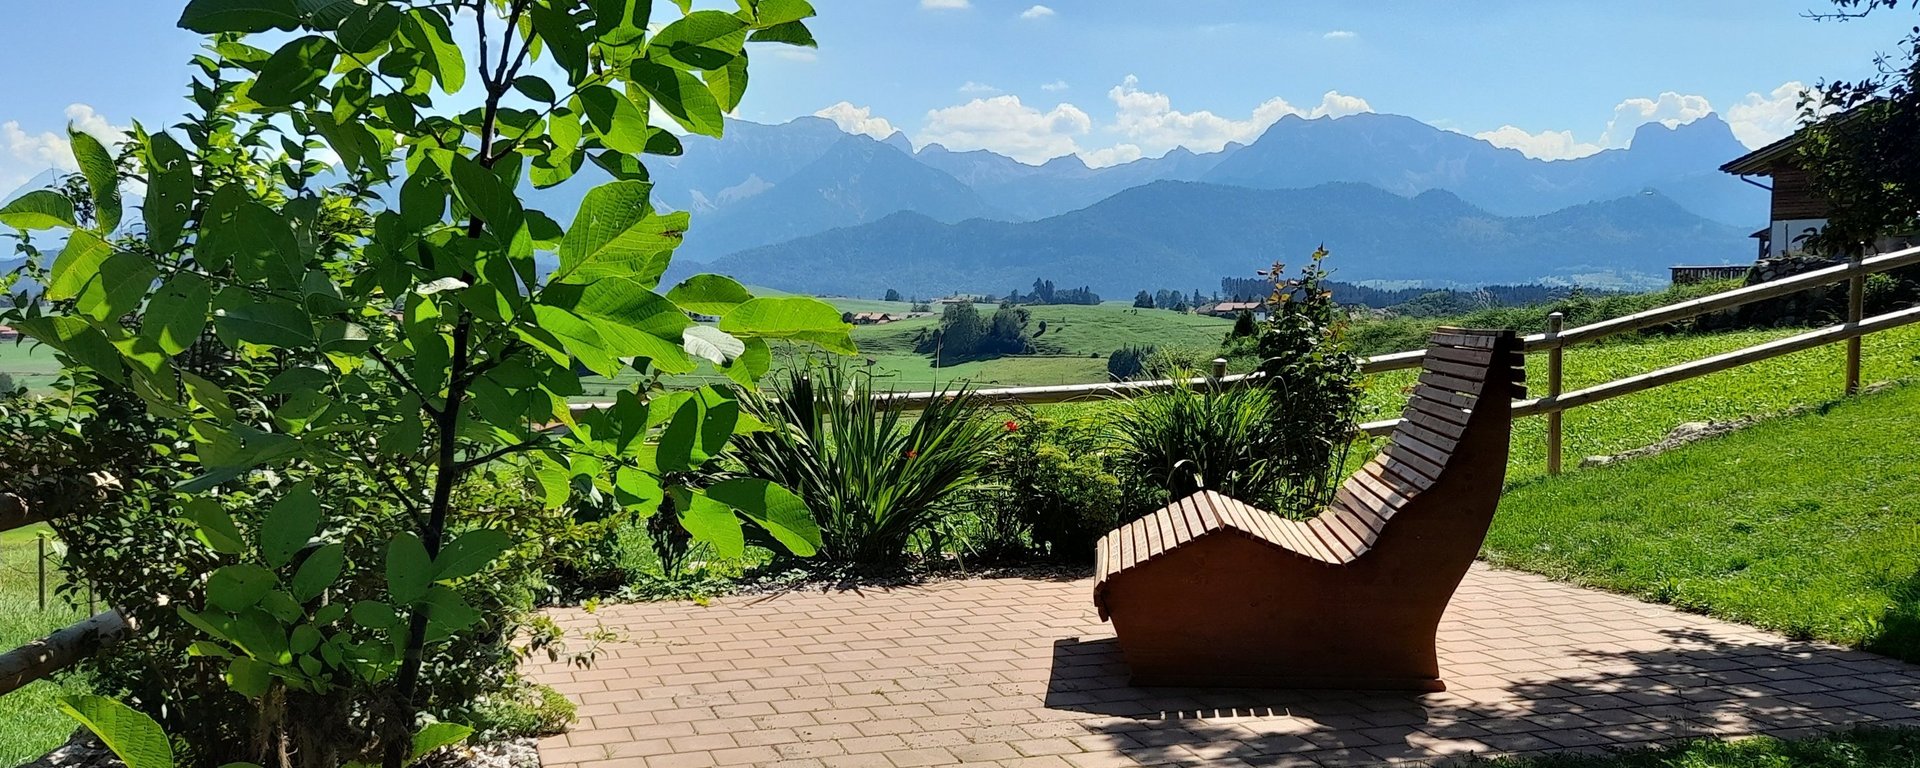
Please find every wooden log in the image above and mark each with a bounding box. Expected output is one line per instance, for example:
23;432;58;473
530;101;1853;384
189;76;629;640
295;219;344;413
0;611;131;696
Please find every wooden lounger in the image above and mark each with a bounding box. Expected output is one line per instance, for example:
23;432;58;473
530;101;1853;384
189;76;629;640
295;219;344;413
1092;327;1525;691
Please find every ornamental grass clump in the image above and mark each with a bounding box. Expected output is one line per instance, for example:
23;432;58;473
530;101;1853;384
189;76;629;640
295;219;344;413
733;365;1004;566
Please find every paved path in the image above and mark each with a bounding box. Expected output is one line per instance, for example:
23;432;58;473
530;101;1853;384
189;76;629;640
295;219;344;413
525;564;1920;767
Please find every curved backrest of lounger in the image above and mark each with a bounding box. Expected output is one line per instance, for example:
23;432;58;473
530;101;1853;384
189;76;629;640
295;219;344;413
1093;327;1524;616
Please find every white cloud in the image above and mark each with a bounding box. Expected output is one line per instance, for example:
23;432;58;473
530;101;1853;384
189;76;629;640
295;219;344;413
814;102;899;140
1020;5;1055;19
958;81;1000;94
770;47;818;63
1600;91;1714;146
919;96;1091;164
1;103;128;195
920;0;970;9
1323;30;1357;40
1727;81;1810;148
1081;144;1143;168
1041;80;1070;92
1095;75;1373;160
1474;126;1605;160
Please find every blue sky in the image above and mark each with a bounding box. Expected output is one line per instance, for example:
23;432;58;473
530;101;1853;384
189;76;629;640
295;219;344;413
0;1;1910;189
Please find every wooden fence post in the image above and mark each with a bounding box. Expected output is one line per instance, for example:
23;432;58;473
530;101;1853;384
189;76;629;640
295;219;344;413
1210;357;1228;380
1846;250;1865;395
36;533;47;612
1546;312;1565;476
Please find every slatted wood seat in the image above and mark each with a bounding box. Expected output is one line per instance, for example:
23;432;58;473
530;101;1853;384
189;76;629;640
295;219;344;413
1091;327;1524;691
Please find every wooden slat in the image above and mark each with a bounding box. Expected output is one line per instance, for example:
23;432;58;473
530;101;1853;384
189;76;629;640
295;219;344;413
1417;371;1484;396
1352;469;1411;509
1430;332;1503;349
1140;507;1165;562
1424;358;1492;382
1411;385;1476;410
1392;429;1452;468
1166;501;1193;543
1153;504;1179;552
1386;444;1444;480
1342;475;1396;515
1181;495;1210;536
1305;518;1361;561
1397;420;1460;454
1328;491;1385;535
1117;521;1135;571
1404;406;1467;438
1131;517;1150;566
1427;346;1494;366
0;611;130;696
1273;519;1323;559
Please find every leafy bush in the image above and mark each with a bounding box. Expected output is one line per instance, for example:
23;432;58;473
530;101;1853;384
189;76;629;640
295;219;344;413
1108;376;1289;512
973;414;1123;561
734;365;1004;565
1254;248;1364;514
1106;344;1156;380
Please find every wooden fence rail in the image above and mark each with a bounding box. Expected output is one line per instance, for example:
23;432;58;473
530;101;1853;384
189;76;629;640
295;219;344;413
0;497;128;697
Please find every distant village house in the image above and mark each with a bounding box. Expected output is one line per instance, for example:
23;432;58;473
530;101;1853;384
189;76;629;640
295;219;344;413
843;311;897;325
1197;301;1268;320
1719;117;1918;261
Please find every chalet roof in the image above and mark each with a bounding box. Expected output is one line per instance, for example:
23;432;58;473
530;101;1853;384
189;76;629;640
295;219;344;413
1720;101;1874;177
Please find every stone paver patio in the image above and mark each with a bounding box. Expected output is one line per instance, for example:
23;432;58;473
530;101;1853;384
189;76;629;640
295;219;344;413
525;564;1920;767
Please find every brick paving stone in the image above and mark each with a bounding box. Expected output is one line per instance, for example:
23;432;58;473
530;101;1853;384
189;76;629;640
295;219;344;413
524;563;1920;767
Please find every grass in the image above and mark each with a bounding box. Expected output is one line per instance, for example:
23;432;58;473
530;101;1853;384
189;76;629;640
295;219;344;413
0;524;89;765
0;342;59;393
1467;727;1920;767
1483;380;1920;662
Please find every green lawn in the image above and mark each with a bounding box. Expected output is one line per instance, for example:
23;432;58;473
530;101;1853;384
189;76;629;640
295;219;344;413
1468;728;1920;767
1485;379;1920;661
0;342;59;393
0;525;88;766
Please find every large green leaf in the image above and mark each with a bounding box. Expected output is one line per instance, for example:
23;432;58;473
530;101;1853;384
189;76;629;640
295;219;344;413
13;315;123;383
539;277;694;369
141;132;193;252
67;128;120;234
187;499;247;555
717;297;855;354
178;0;300;33
749;20;817;47
0;190;76;231
447;154;524;240
575;86;652;155
665;274;753;317
225;657;272;698
291;543;345;602
56;696;174;768
590;0;650;45
743;0;816;27
144;274;212;356
76;251;158;324
409;722;474;763
703;477;819;556
707;53;749;113
252;35;339;107
214;296;313;349
530;1;589;79
648;10;748;70
630;60;725;137
550;181;685;285
46;229;114;301
260;482;320;568
337;2;402;52
682;325;744;365
386;532;431;604
432;529;512;581
402;10;465;93
207;564;278;612
197;187;302;285
675;487;747;559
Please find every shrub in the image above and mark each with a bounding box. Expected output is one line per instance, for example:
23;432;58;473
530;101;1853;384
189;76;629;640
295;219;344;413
733;365;1004;565
1108;376;1289;512
974;414;1124;561
1106;344;1156;380
1254;248;1364;514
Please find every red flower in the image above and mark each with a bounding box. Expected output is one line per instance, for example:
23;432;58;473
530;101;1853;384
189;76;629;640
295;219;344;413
1004;420;1020;432
905;449;919;459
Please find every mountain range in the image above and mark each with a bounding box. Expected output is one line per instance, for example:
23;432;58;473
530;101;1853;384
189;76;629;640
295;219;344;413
5;109;1769;296
679;182;1750;297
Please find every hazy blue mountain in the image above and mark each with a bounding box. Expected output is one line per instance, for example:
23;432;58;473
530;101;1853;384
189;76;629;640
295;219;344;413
674;134;1005;261
914;142;1243;219
685;181;1750;297
1201;112;1764;226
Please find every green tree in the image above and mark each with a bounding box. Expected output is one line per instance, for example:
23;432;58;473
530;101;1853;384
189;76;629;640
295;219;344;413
1;1;846;766
883;288;902;302
1800;1;1920;252
1133;290;1154;309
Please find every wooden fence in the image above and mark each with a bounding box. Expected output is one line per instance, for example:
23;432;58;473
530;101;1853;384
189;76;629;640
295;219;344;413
7;244;1920;699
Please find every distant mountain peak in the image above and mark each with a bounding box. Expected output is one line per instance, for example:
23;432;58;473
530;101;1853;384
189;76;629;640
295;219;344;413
1629;112;1736;148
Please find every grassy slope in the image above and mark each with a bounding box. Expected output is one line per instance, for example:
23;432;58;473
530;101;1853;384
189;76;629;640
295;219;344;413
844;303;1234;390
1485;381;1920;661
0;343;59;392
0;525;87;765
